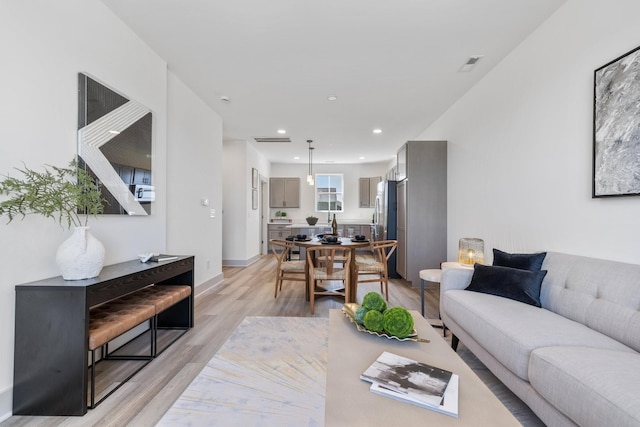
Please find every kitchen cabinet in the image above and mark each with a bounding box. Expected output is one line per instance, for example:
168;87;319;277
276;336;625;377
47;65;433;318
268;224;295;247
269;178;300;208
396;141;447;286
359;177;381;208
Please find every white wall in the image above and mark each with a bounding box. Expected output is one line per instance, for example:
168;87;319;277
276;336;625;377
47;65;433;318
270;161;390;224
222;141;271;265
417;0;640;264
166;72;223;288
0;0;223;419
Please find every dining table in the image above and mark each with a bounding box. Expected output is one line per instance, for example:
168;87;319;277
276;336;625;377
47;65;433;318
294;237;371;303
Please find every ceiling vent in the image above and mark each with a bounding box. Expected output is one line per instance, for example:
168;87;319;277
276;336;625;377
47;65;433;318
458;55;483;72
253;137;292;143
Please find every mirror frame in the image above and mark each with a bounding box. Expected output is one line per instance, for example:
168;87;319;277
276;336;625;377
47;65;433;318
77;72;153;215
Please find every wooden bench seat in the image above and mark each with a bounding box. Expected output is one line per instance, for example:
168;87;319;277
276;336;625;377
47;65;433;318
86;284;193;408
114;285;192;356
88;301;155;408
88;303;155;351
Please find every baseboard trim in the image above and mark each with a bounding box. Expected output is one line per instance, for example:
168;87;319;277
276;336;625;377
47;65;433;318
195;273;224;296
222;254;261;267
0;385;12;423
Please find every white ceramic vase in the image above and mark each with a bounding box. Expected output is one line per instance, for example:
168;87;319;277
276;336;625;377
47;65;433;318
55;226;105;280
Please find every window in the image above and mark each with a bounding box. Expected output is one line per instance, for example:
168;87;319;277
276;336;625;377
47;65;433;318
315;174;344;212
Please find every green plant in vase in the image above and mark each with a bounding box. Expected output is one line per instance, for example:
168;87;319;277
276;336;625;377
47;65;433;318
306;215;318;225
0;159;104;227
0;159;107;280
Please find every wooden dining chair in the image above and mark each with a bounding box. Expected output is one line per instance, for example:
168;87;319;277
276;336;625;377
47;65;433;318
270;239;306;298
356;240;397;301
306;246;352;314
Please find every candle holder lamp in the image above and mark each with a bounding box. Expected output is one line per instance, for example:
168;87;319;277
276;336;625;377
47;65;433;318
458;238;484;265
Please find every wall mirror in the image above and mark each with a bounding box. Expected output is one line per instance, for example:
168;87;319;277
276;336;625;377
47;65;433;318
77;72;153;215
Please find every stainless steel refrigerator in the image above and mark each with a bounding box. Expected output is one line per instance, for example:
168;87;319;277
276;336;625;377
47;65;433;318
373;180;399;278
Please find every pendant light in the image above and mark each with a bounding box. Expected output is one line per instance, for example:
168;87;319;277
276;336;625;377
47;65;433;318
307;139;315;185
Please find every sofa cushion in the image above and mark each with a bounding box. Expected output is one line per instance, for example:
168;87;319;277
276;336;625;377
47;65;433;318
529;346;640;427
466;264;547;307
540;252;640;353
443;289;635;381
493;248;547;270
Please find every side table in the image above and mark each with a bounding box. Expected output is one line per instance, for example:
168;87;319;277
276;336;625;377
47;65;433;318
419;268;445;335
419;262;473;336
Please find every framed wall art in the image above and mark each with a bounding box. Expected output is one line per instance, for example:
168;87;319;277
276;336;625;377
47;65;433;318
593;44;640;197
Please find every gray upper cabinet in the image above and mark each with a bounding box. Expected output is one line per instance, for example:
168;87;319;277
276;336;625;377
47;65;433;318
269;177;300;208
359;177;381;208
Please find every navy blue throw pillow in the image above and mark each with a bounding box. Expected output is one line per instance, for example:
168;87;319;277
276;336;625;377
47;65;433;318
493;249;546;271
466;264;547;307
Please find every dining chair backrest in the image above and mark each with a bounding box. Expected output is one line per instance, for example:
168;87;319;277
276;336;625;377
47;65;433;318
270;239;306;298
356;240;397;301
306;246;351;277
270;239;294;264
371;240;397;263
305;245;352;314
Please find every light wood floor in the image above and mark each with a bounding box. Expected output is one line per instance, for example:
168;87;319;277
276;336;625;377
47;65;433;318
2;253;442;427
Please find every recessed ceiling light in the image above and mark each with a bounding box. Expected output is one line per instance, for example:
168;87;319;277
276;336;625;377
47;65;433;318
373;129;382;134
360;156;366;160
277;129;286;134
293;156;300;160
108;130;120;135
327;95;338;101
220;95;230;102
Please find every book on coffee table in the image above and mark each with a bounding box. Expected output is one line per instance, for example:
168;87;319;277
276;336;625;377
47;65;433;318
361;351;458;417
369;373;459;417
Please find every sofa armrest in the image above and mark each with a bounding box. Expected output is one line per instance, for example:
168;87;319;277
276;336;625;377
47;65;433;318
439;267;474;324
440;267;474;294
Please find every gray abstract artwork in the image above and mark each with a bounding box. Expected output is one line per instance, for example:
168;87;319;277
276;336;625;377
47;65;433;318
594;47;640;197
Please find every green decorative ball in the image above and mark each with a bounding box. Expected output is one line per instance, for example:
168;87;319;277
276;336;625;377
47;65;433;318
363;310;385;332
383;306;414;338
362;291;387;312
354;305;369;325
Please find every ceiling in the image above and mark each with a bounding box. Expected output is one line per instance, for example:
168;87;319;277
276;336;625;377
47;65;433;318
100;0;566;165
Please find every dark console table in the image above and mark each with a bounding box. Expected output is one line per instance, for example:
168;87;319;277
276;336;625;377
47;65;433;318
13;256;194;416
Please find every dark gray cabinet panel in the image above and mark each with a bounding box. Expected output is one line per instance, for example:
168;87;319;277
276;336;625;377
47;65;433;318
396;141;447;285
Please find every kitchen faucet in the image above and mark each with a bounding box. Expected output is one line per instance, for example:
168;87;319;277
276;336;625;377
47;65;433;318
327;209;331;224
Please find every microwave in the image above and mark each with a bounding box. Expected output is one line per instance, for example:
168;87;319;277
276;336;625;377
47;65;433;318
134;184;155;202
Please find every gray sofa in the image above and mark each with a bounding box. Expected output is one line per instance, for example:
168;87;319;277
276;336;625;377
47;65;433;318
440;251;640;427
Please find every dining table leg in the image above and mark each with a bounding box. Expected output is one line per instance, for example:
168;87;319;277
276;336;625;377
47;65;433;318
304;250;314;301
348;248;358;303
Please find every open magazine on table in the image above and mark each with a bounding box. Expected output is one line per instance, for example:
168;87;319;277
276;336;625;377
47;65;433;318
360;351;459;418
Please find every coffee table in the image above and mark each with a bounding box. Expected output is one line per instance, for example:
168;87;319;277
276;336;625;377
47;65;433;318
325;309;520;426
